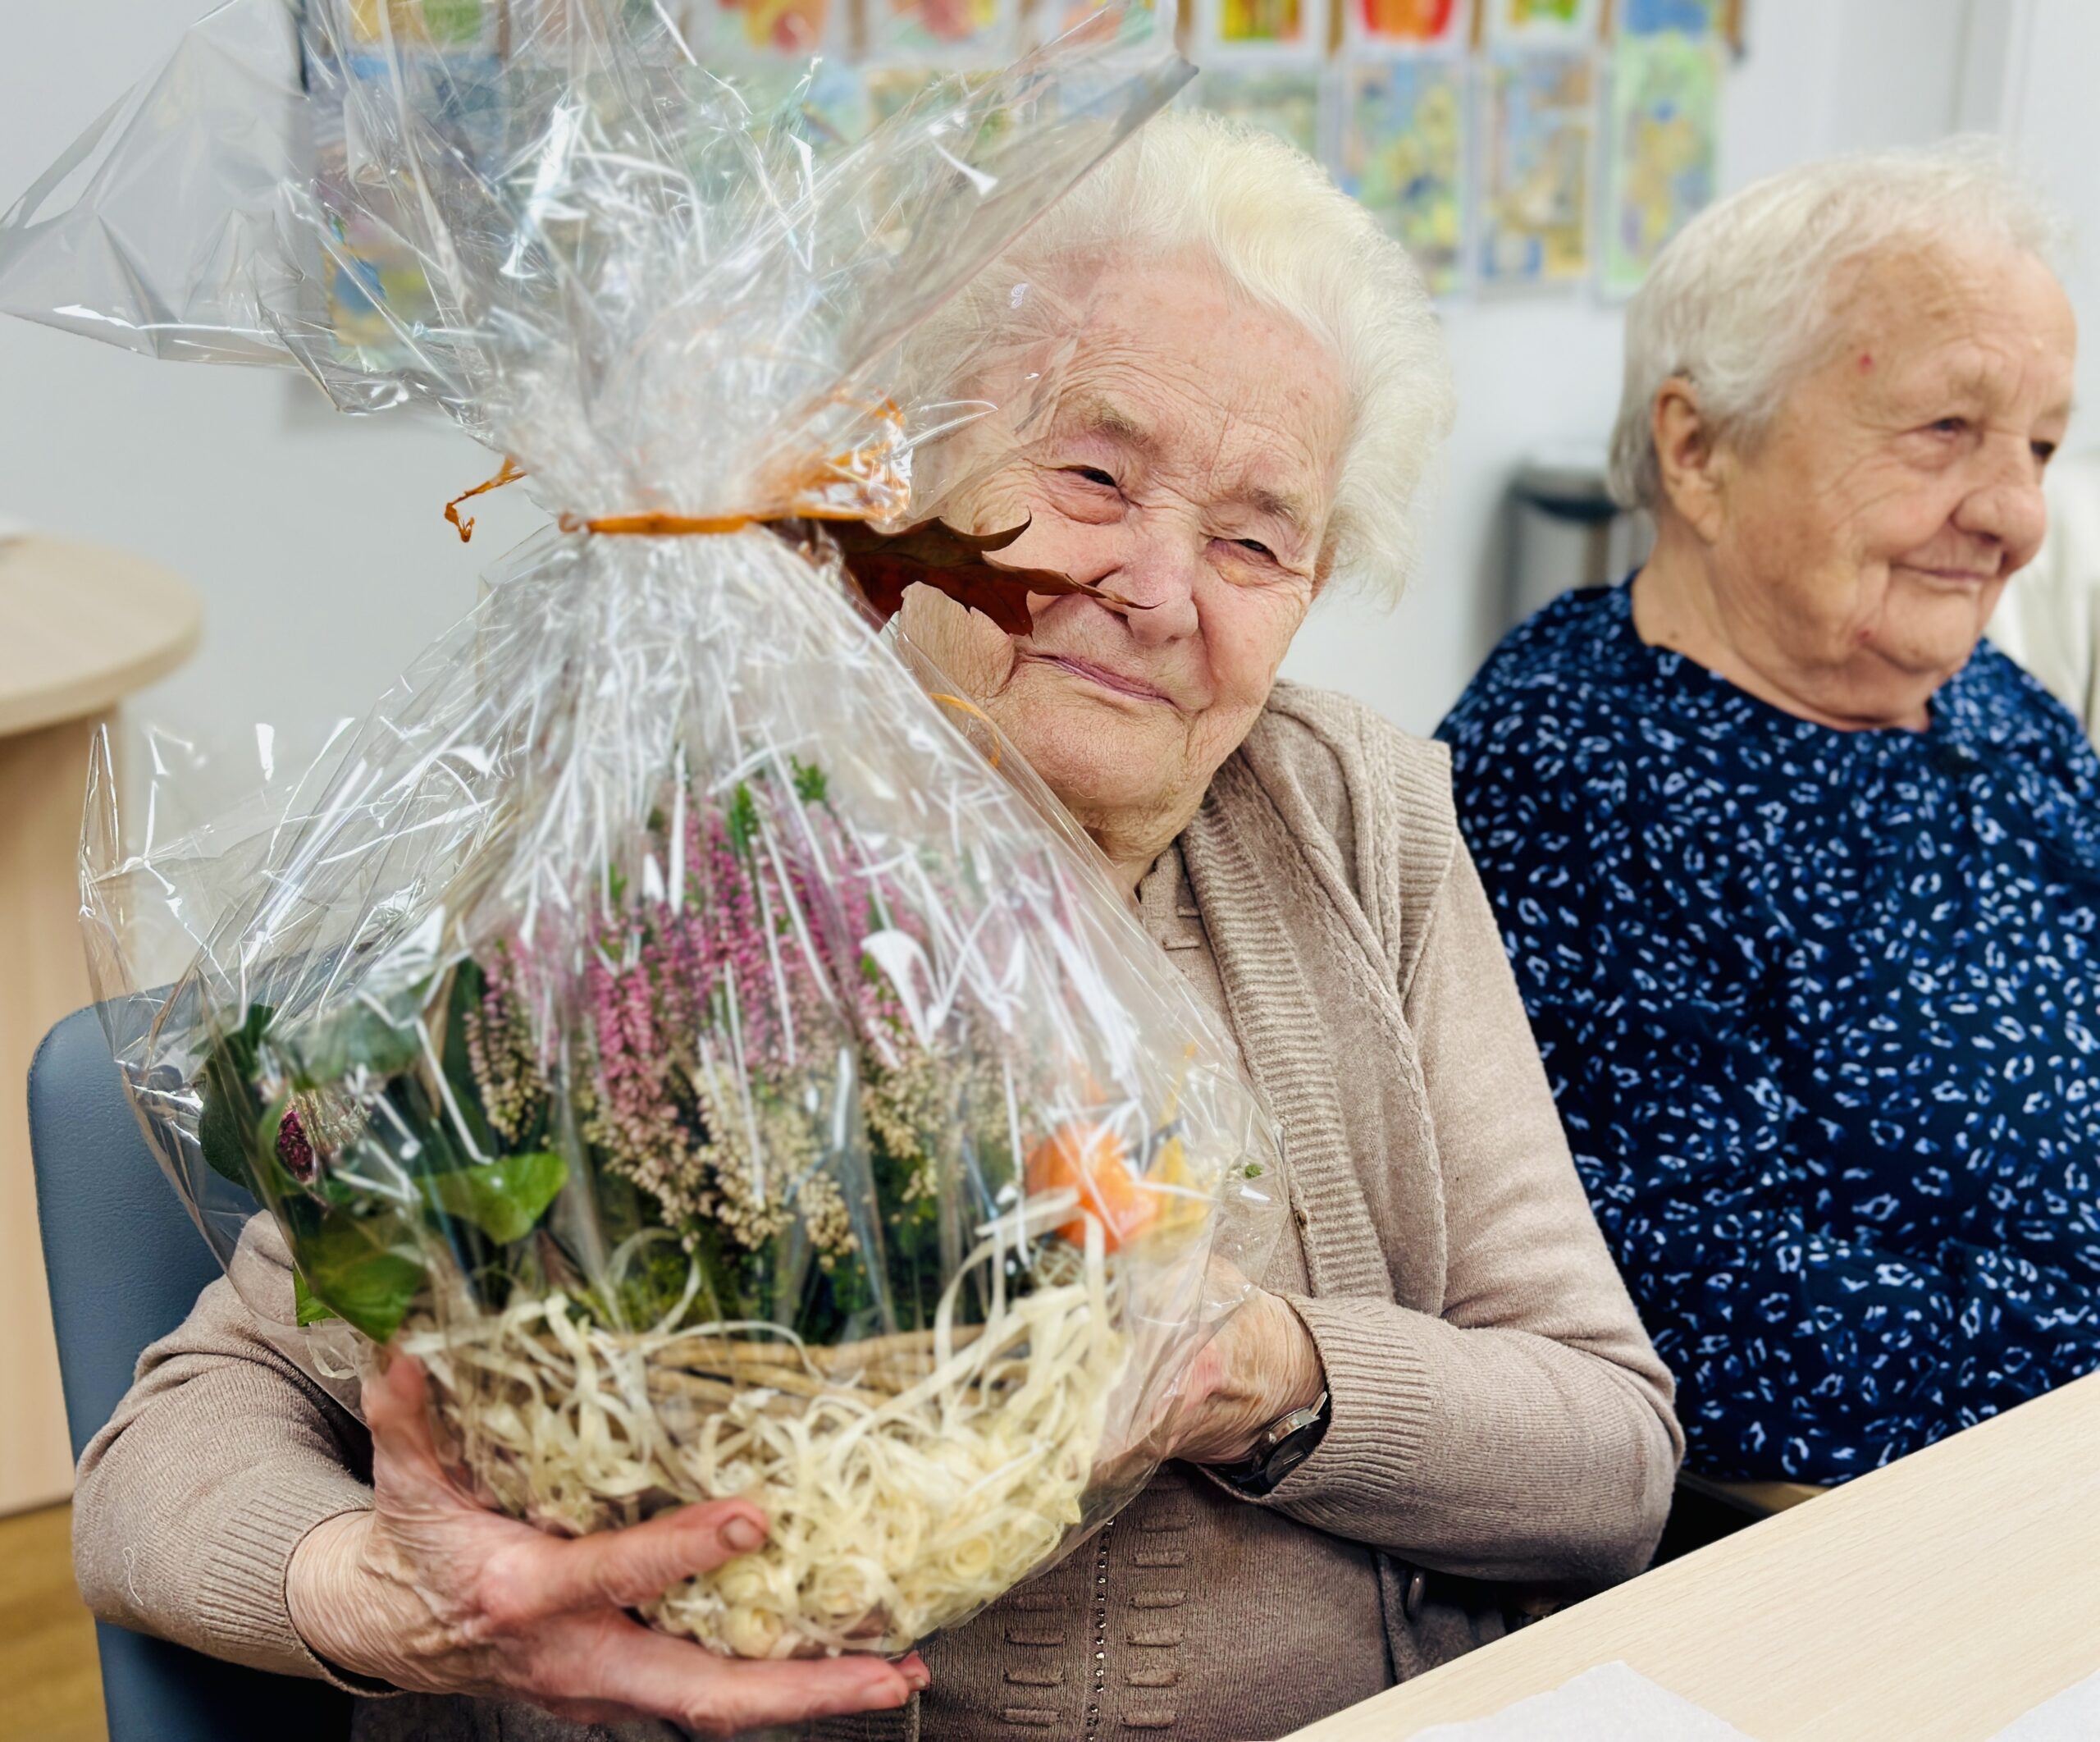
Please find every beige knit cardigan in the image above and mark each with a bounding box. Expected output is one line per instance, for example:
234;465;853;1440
72;684;1682;1741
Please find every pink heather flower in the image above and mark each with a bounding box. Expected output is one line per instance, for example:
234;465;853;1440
463;943;549;1143
563;766;966;1254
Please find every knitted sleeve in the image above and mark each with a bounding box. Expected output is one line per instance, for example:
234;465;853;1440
71;1217;380;1685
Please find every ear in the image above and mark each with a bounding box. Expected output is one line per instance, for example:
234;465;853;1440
1650;377;1730;545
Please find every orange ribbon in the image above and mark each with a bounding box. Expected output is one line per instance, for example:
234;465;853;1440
928;693;1002;770
442;400;911;546
443;455;527;544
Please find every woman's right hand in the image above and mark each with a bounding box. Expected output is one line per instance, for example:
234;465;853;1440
287;1354;927;1735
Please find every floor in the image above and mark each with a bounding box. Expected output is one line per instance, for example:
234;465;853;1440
0;1505;105;1742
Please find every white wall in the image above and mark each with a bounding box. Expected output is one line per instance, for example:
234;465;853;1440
1985;1;2100;423
0;0;2048;755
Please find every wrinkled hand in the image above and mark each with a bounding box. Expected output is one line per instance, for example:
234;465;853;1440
1168;1287;1326;1468
287;1356;926;1735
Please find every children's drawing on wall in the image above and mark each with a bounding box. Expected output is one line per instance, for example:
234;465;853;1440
1198;0;1330;62
683;0;836;56
1477;48;1595;286
1603;30;1719;293
1345;0;1469;51
1024;0;1163;48
1187;65;1324;156
1339;56;1468;292
1620;0;1736;42
1484;0;1602;47
868;0;1019;63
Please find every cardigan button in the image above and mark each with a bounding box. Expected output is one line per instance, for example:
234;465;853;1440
1403;1570;1427;1622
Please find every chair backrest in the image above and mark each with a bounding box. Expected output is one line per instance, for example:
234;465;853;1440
28;1006;354;1742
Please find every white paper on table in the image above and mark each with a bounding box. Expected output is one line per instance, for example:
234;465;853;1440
1406;1661;1758;1742
1990;1667;2100;1740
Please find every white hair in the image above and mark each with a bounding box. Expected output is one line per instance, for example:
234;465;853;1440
1608;137;2070;511
931;106;1454;600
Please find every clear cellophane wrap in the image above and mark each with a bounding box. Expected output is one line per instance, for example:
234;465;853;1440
0;0;1285;1660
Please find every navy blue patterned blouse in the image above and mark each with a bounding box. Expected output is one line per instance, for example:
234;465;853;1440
1438;581;2100;1484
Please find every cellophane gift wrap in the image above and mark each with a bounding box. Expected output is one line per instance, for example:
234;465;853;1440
0;0;1285;1659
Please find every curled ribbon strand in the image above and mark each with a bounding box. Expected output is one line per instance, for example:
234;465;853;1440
443;455;527;544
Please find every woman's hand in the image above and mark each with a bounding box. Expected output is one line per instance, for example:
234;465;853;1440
1168;1287;1326;1468
287;1355;926;1736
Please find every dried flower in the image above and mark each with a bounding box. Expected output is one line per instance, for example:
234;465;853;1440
276;1108;317;1182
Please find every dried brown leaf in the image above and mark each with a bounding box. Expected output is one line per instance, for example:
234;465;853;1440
779;517;1151;638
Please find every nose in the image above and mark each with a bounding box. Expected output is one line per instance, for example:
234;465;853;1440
1954;435;2050;568
1105;518;1203;647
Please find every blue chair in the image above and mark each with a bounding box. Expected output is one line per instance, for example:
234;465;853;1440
28;1005;355;1742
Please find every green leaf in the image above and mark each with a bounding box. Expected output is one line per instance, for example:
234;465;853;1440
297;999;423;1087
199;1004;275;1193
293;1269;340;1327
726;782;760;857
295;1213;425;1342
791;757;829;806
420;1150;568;1246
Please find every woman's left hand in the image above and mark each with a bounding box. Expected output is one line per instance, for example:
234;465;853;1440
1169;1288;1326;1468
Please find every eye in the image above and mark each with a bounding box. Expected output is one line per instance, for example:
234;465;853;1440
1065;465;1118;489
1929;417;1970;437
1234;538;1275;559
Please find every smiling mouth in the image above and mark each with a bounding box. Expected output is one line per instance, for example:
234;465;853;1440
1901;563;2001;586
1022;651;1176;706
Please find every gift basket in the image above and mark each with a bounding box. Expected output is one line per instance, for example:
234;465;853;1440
0;0;1284;1660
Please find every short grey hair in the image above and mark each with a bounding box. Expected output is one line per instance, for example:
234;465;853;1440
932;106;1454;600
1608;137;2070;510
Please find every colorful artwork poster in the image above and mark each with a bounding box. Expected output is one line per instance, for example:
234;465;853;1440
347;0;491;45
869;0;1020;64
1185;66;1322;159
315;11;504;363
1348;0;1467;48
689;54;870;152
1603;30;1719;293
1477;48;1596;287
1485;0;1602;45
683;0;837;59
1620;0;1726;38
793;57;871;144
1339;57;1467;293
860;64;1012;138
1198;0;1328;62
863;64;941;122
1024;0;1162;51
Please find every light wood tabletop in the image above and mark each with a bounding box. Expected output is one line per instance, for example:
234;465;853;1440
1285;1369;2100;1741
0;533;200;737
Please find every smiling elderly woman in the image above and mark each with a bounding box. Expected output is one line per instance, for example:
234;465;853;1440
1441;143;2100;1490
71;113;1681;1742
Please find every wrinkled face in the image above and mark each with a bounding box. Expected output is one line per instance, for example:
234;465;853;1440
1702;243;2075;725
901;251;1348;845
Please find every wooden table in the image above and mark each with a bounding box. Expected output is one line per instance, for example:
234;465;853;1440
1286;1370;2100;1741
0;534;199;1516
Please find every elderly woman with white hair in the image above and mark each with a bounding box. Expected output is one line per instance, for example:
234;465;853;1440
1442;142;2099;1492
71;109;1680;1742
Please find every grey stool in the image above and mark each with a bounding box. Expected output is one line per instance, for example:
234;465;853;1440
28;1005;354;1742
